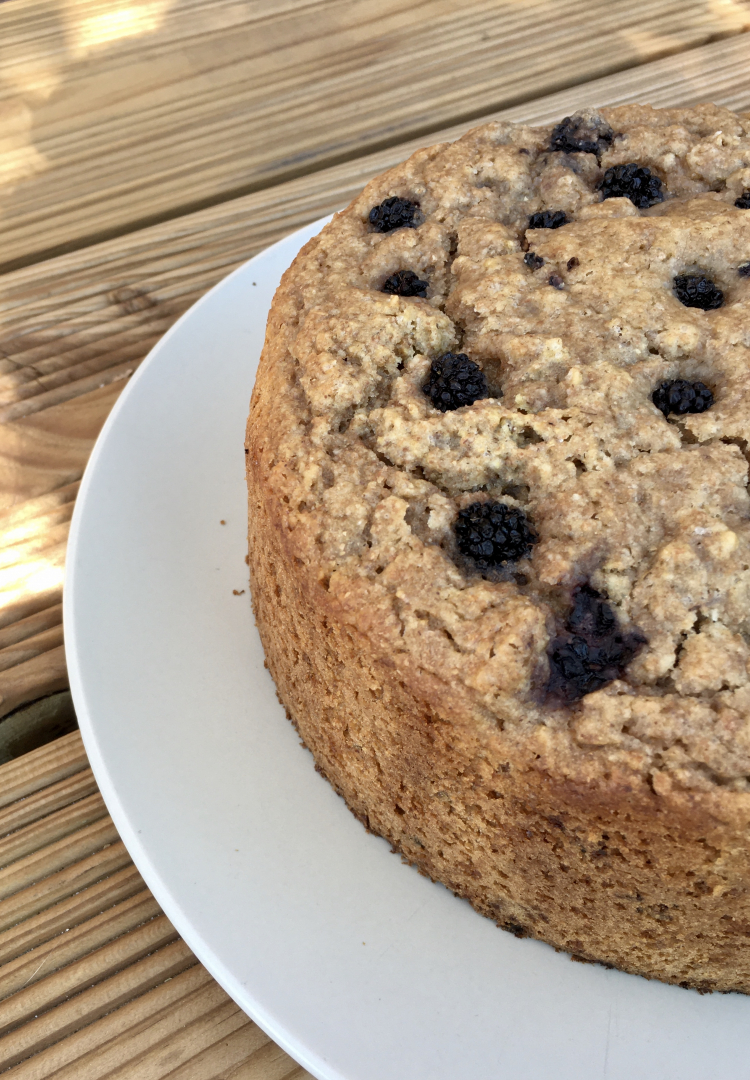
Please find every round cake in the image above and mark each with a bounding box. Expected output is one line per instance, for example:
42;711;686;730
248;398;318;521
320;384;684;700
246;103;750;993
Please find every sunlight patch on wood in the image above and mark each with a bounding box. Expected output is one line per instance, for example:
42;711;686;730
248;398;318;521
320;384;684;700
66;0;174;55
0;553;65;617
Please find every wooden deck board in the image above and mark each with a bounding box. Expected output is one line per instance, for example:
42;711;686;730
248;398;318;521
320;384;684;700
1;0;748;270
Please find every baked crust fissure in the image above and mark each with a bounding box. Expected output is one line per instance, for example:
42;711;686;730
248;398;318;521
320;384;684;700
248;104;750;992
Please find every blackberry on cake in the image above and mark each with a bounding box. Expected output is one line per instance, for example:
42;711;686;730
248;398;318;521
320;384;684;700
368;196;420;232
528;209;568;230
549;113;615;156
422;353;489;412
673;274;724;309
597;162;664;207
381;270;429;297
652;380;714;417
454;501;537;569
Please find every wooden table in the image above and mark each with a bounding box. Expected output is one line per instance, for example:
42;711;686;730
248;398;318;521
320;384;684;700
2;1;750;1074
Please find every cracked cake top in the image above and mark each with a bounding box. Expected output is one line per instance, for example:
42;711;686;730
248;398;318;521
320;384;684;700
249;103;750;797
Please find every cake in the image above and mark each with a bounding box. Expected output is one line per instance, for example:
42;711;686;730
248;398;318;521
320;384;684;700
246;104;750;993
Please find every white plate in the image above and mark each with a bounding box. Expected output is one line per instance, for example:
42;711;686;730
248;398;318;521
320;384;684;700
66;218;750;1080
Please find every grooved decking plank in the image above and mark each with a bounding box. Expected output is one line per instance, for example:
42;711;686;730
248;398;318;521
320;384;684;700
0;766;97;837
0;622;64;675
0;382;116;509
7;976;311;1080
0;816;120;904
1;0;747;271
0;791;107;870
0;486;78;550
0;643;68;722
0;937;197;1069
0;839;132;934
0;732;311;1080
120;1018;277;1080
0;887;159;995
104;1004;263;1080
0;731;87;811
0;913;180;1037
0;603;64;654
4;966;218;1078
0;864;144;968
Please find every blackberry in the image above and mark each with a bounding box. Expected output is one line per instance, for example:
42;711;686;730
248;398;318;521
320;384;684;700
369;197;420;232
547;585;646;702
549;115;614;156
597;163;663;208
423;353;488;412
548;274;564;289
738;263;750;277
735;191;750;209
566;585;617;639
455;501;537;569
528;209;568;230
652;379;714;417
673;274;724;310
524;252;544;270
381;270;428;297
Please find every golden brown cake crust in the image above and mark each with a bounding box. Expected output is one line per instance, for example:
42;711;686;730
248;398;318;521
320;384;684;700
247;104;750;992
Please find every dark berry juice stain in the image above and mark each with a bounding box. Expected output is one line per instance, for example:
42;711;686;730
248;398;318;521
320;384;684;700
549;115;614;157
524;252;544;270
528;210;568;230
381;270;428;297
673;275;724;310
547;585;646;702
423;353;489;412
597;164;663;208
652;379;714;417
735;191;750;209
455;501;537;569
369;197;420;232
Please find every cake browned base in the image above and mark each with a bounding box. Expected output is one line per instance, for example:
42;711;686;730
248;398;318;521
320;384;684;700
248;475;750;994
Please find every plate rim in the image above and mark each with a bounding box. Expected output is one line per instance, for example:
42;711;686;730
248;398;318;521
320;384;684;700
64;216;341;1080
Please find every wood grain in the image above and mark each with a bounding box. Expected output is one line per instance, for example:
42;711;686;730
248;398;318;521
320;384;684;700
0;817;120;904
0;729;86;810
0;886;158;985
0;764;96;835
0;0;748;271
0;840;132;932
0;790;107;868
0;864;144;967
0;916;183;1041
0;730;313;1078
